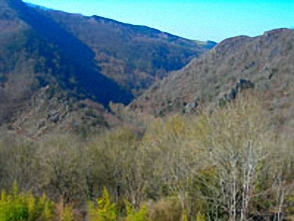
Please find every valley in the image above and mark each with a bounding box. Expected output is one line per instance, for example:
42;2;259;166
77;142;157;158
0;0;294;220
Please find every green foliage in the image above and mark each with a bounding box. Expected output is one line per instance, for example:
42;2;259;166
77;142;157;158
125;201;150;221
0;182;54;221
60;205;74;221
181;210;188;221
196;212;206;221
88;187;117;221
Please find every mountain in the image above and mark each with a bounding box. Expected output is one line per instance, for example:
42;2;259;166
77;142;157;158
0;0;131;138
30;5;215;96
130;28;294;130
0;0;213;138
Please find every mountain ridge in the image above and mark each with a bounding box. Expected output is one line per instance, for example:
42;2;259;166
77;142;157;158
129;28;294;132
35;6;215;96
0;0;214;138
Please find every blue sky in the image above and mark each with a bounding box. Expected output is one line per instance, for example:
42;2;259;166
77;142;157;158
23;0;294;42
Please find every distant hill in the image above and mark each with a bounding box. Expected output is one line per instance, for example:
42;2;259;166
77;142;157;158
130;28;294;130
32;6;215;96
0;0;213;138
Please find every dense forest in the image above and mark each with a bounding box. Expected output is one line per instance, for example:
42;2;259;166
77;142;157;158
1;93;294;221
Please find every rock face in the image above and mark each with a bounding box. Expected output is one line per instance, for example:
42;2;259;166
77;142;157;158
223;79;255;102
185;96;198;113
185;79;254;112
48;110;59;123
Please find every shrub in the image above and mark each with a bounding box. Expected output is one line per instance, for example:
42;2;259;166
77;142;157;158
60;204;74;221
147;197;182;221
88;187;117;221
196;212;206;221
0;182;54;221
125;201;149;221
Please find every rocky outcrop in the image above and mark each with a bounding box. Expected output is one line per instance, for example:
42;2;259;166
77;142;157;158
185;96;198;113
221;79;254;104
185;79;254;112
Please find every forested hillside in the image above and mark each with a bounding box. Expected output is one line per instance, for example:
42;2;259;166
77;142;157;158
1;93;294;220
131;29;294;134
35;8;214;96
0;0;213;139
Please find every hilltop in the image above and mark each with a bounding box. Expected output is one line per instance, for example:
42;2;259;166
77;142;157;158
130;28;294;131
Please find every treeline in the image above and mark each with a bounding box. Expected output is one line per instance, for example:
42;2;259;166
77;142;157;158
1;94;294;220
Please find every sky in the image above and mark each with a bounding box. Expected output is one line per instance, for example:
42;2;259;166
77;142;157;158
22;0;294;42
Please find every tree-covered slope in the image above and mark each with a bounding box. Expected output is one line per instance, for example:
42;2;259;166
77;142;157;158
0;0;214;137
34;7;215;96
131;28;294;132
0;0;131;137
